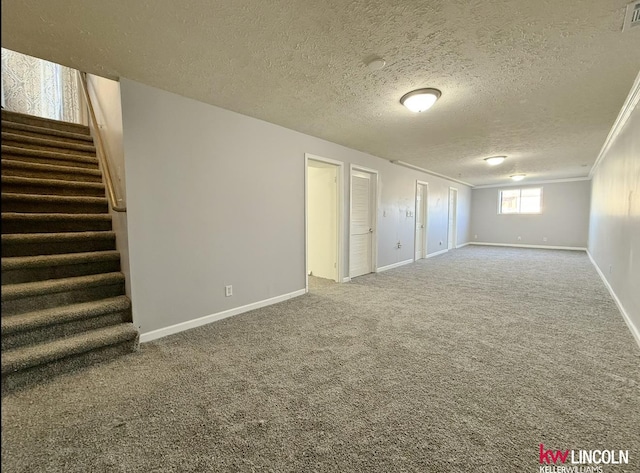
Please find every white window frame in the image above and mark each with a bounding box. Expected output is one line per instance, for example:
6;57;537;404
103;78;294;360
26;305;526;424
498;187;543;215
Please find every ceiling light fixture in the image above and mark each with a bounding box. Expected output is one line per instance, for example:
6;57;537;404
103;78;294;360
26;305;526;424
366;57;386;71
400;88;441;112
484;156;506;166
510;174;526;181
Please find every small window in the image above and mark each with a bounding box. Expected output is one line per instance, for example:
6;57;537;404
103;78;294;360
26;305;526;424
499;187;542;214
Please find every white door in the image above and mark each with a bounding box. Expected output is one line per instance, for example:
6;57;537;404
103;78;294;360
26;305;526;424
350;171;373;277
415;183;428;259
448;188;457;249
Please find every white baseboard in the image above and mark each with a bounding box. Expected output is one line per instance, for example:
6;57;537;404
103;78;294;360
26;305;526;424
587;251;640;349
139;289;306;343
342;277;351;283
457;242;470;248
377;259;413;273
470;242;587;251
426;248;449;258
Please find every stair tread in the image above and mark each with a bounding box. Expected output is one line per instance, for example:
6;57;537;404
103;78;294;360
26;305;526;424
2;250;120;270
2;193;108;204
2;131;96;152
1;181;107;198
1;121;94;142
1;175;105;190
1;272;125;301
2;296;131;335
2;212;112;220
2;110;90;134
2;231;116;243
1;145;98;163
1;323;137;373
2;158;103;176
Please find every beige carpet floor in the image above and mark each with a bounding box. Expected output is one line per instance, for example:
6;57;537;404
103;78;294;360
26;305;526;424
2;246;639;472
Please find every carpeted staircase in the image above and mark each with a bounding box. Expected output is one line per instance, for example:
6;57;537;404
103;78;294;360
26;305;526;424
1;109;139;392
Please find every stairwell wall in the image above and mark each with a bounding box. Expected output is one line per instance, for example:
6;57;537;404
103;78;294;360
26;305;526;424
120;79;471;338
86;74;132;298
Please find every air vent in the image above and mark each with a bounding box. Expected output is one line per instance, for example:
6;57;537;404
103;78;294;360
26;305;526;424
623;1;640;31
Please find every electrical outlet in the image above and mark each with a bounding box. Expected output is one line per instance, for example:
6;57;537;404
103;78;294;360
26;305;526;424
474;234;478;239
225;285;233;297
543;237;548;242
517;236;522;241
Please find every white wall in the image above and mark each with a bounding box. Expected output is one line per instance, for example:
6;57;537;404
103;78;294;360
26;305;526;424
120;79;472;338
455;185;471;249
588;80;639;343
86;74;132;297
470;180;591;248
308;164;337;280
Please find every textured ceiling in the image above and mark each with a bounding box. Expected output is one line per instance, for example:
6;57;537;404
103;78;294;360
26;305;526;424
2;0;639;186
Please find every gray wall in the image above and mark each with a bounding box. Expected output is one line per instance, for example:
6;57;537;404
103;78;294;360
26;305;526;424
120;79;471;336
588;97;639;339
470;180;591;248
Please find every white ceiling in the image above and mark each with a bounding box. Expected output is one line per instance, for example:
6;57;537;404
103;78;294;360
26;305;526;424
2;0;639;186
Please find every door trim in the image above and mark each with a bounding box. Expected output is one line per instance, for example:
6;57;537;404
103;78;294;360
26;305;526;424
304;153;344;292
349;164;379;277
414;180;429;260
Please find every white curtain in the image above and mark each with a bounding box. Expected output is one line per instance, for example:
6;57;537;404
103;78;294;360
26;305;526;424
1;48;84;124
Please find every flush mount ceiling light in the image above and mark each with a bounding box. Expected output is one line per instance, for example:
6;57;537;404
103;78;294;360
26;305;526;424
484;156;506;166
510;174;526;181
400;88;441;112
366;57;386;71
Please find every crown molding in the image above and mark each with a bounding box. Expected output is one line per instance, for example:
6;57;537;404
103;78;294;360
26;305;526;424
589;69;640;178
472;176;591;189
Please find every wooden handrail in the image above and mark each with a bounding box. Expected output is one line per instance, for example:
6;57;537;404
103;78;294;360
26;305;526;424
76;71;126;212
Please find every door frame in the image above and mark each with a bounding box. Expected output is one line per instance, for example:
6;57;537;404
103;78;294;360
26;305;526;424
305;153;344;292
349;164;379;278
448;186;458;250
414;180;429;260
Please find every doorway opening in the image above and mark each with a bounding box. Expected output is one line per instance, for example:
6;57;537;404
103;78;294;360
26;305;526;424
349;165;379;278
305;154;344;292
415;181;429;260
448;187;458;250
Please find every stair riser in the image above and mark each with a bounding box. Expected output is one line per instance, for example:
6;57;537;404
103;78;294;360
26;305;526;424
1;126;94;145
1;238;116;257
1;153;99;170
1;338;138;393
2;139;96;157
1;198;109;214
2;260;121;285
2;182;106;197
1;165;103;183
1;218;112;234
1;282;126;316
2;311;130;351
2;112;90;136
